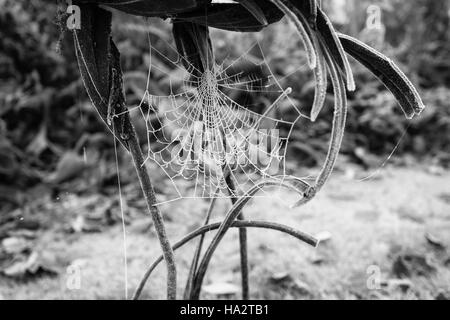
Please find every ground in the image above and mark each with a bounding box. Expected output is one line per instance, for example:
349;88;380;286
1;162;449;300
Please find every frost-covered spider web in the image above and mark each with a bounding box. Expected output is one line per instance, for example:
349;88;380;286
119;22;310;204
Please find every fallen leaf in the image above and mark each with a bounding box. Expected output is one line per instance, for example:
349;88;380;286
6;229;37;240
427;166;445;176
292;279;313;296
354;147;381;168
71;215;85;233
392;253;437;278
1;237;30;254
425;232;446;250
26;126;49;156
47;151;87;184
438;193;450;204
67;215;102;234
309;253;327;265
268;273;312;296
396;206;425;224
444;256;450;267
129;218;154;235
67;259;88;270
381;279;413;291
435;291;450;300
0;185;23;206
269;272;292;284
315;231;332;243
2;251;58;279
203;282;239;296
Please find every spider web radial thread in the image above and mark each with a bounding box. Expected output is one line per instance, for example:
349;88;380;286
119;22;309;204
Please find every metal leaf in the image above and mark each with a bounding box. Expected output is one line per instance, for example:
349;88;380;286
238;0;269;26
338;33;425;119
177;1;283;32
172;21;214;78
316;8;355;91
78;0;206;16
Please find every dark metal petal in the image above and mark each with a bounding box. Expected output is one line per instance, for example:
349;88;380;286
339;33;425;119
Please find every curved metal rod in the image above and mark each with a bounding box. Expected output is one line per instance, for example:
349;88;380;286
265;1;348;207
133;219;318;300
225;174;249;300
73;6;177;299
295;38;348;206
189;178;310;299
183;196;218;299
270;0;317;68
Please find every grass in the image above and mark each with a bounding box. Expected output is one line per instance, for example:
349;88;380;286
1;163;449;300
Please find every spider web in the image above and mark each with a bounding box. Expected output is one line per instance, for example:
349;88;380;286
117;22;310;205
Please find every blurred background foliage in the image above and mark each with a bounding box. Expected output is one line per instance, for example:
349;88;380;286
0;0;449;206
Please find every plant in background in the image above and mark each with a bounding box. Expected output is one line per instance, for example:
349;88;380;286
67;0;424;300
